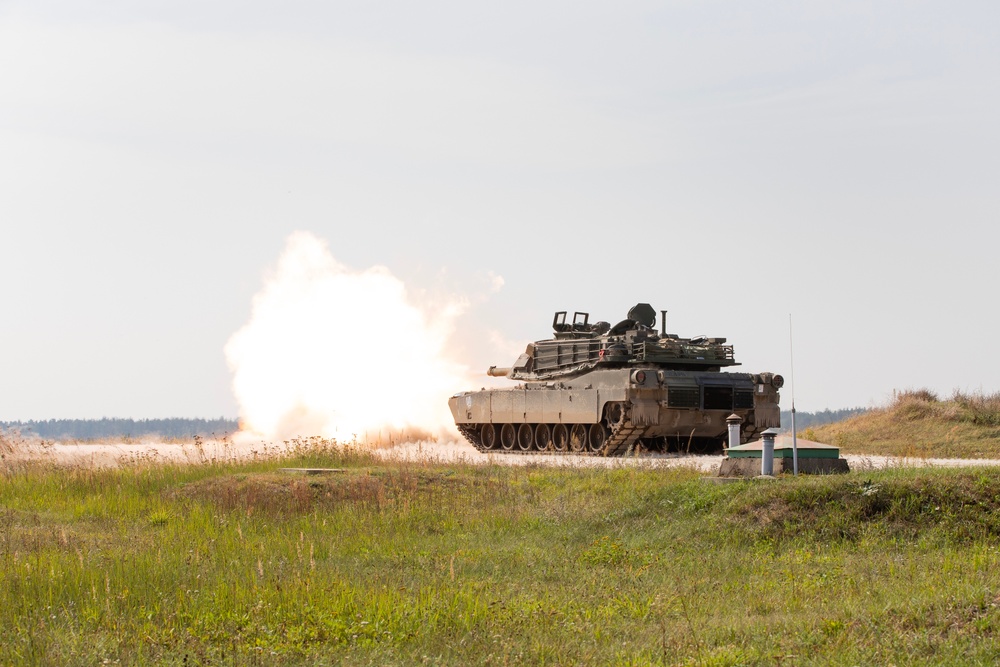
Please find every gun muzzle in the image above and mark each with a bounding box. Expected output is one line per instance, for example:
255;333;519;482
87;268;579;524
487;366;512;377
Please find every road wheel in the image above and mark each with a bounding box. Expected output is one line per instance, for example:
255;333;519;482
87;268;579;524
534;424;552;452
588;423;608;452
480;424;497;450
569;424;587;452
500;423;516;450
517;423;534;451
552;424;569;452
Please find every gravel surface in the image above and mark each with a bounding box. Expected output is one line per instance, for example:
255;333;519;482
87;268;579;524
11;437;1000;472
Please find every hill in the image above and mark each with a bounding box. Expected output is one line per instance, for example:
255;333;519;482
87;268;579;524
781;407;869;431
804;389;1000;458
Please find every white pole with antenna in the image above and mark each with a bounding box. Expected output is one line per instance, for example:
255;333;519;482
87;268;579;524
789;314;799;476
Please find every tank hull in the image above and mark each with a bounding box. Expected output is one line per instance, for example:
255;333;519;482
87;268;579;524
449;367;780;455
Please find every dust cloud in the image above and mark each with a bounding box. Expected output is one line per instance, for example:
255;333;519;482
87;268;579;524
225;231;482;443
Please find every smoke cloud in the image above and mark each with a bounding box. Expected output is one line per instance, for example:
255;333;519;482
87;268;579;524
225;232;479;442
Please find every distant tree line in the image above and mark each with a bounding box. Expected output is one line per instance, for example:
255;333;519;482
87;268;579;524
0;418;239;440
779;408;868;432
2;411;867;440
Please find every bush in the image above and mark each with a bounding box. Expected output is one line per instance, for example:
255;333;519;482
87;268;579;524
952;391;1000;426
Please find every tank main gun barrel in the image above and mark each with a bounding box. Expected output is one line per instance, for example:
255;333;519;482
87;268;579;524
487;366;512;377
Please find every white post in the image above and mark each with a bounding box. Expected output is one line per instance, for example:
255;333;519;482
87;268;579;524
761;429;776;476
726;414;742;451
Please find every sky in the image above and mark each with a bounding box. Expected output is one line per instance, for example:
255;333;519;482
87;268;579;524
2;0;998;422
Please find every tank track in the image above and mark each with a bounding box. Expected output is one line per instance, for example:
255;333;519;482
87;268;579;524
455;420;650;457
455;424;582;456
456;424;488;453
458;397;755;456
598;407;648;457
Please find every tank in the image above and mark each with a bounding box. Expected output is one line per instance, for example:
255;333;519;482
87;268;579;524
449;303;782;455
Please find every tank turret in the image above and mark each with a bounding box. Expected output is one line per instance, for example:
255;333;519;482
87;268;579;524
501;303;740;382
449;304;782;456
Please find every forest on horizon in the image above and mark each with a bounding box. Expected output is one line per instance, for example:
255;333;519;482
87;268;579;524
2;408;868;440
0;418;239;440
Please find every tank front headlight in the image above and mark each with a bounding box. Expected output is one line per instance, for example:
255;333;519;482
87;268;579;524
772;374;784;389
631;370;647;384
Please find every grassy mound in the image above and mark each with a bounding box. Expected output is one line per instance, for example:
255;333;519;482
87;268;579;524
4;446;1000;665
804;389;1000;458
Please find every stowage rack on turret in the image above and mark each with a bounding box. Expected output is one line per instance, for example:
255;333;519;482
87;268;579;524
449;303;783;456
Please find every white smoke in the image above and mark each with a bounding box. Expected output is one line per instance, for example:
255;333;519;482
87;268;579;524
225;231;480;443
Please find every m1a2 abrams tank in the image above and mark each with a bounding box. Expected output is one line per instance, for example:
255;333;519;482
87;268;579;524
449;303;782;456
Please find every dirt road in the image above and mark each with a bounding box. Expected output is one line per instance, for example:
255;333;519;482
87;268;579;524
10;437;1000;472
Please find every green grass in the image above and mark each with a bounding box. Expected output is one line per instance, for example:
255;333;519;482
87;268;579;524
806;389;1000;458
4;438;1000;664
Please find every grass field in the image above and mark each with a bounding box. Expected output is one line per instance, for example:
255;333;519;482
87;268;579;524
4;435;1000;665
806;389;1000;459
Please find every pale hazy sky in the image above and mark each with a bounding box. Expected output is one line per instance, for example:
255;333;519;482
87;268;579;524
2;1;998;419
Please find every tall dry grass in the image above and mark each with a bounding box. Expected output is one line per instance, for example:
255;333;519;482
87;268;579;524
0;429;56;475
888;388;1000;426
805;389;1000;458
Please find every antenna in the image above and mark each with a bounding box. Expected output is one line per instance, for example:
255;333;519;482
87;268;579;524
789;313;798;476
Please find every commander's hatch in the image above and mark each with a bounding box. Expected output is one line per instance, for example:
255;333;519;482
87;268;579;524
553;310;591;338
